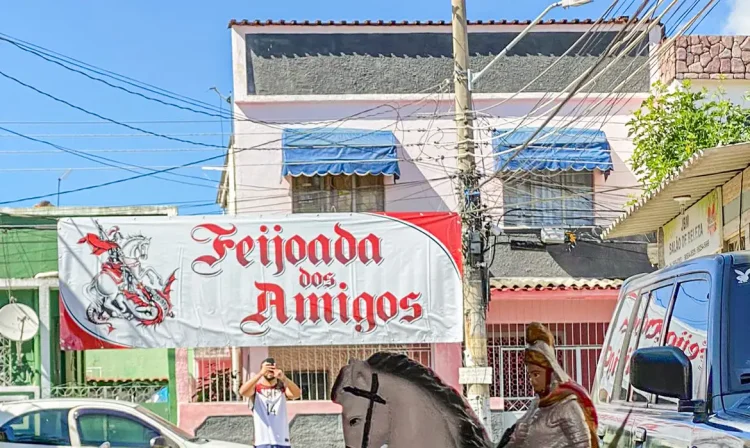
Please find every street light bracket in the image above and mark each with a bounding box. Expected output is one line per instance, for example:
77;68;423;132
561;0;593;8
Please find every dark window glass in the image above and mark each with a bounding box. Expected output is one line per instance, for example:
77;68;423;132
727;264;750;394
657;280;709;404
292;175;384;213
77;413;159;448
0;409;70;446
502;171;594;227
290;371;329;400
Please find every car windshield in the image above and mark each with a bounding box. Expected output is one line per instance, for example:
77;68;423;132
135;406;202;442
726;262;750;394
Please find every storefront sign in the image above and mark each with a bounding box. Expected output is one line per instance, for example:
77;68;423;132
662;189;723;267
57;213;463;350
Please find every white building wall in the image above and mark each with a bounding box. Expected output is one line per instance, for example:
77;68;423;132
678;79;750;106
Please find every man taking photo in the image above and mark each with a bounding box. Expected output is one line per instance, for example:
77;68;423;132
239;357;302;448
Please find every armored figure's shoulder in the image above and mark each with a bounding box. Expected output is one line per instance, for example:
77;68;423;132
546;395;591;447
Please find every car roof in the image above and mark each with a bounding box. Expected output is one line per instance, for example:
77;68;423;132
620;252;737;292
0;398;139;415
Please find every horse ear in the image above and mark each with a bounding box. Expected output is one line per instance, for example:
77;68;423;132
349;360;372;390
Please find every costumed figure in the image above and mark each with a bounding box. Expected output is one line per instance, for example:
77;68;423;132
499;322;598;448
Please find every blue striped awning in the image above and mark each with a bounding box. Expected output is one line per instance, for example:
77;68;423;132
281;128;400;178
493;127;613;172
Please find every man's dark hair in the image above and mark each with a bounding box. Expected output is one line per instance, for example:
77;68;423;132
261;357;276;366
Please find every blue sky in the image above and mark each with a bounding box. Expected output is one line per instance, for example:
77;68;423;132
0;1;733;215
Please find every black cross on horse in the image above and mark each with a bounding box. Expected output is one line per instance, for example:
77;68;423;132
343;373;387;448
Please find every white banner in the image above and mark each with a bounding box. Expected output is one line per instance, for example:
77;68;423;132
57;213;463;349
662;188;723;267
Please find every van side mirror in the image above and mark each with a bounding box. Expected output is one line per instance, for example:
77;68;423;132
150;437;168;448
630;346;692;400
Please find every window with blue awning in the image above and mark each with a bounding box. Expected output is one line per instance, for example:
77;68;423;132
493;127;613;172
281;128;400;179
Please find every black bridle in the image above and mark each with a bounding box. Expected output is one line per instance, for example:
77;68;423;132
343;373;387;448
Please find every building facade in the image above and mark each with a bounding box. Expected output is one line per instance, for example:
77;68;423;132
188;18;667;444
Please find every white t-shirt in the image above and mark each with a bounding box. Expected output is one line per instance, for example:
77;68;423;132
252;382;291;448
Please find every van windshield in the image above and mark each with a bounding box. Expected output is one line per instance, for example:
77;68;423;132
726;263;750;393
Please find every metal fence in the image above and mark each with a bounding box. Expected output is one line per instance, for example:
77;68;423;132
51;382;166;402
190;344;432;403
487;322;608;411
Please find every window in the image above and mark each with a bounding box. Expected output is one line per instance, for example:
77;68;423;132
0;409;70;446
502;171;594;227
292;175;384;213
290;370;330;400
725;233;745;252
628;285;673;403
595;290;638;403
661;280;710;403
727;263;750;393
77;413;159;448
618;291;649;401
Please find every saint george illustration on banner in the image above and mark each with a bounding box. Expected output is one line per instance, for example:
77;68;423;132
57;213;463;350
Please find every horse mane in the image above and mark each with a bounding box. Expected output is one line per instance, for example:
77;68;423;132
351;352;491;448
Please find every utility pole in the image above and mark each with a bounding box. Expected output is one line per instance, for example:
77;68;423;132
451;0;492;436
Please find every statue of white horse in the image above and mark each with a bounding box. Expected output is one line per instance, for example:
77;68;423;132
85;235;173;328
332;352;494;448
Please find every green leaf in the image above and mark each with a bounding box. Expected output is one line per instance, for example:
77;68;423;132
627;84;750;197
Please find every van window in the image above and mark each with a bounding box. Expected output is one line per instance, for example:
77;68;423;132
629;284;673;403
618;291;649;401
596;289;638;403
660;279;709;403
728;263;750;393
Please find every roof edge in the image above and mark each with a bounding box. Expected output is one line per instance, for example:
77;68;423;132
228;16;653;28
490;277;624;292
602;141;750;239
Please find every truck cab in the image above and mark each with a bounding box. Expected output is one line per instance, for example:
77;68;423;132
591;252;750;447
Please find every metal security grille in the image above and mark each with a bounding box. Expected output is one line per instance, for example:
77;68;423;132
51;382;166;402
189;344;432;403
487;322;608;411
0;337;14;387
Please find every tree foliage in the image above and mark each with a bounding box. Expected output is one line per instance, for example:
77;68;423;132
627;80;750;199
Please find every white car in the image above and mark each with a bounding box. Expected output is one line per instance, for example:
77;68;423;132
0;399;249;448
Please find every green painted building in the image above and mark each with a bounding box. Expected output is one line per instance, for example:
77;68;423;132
0;205;178;420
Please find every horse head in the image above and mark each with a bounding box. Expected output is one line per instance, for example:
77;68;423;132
332;359;390;448
332;352;491;448
122;236;151;261
138;237;151;261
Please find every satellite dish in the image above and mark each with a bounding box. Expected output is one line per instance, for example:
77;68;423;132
0;303;39;342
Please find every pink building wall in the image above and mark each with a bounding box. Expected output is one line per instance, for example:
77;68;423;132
488;289;619;324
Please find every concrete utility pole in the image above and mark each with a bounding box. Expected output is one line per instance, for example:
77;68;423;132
451;0;492;435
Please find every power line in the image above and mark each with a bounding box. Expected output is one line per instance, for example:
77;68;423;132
0;124;227;191
0;83;453;205
0;68;232;150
